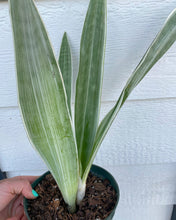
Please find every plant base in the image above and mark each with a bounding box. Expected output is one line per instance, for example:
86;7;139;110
24;165;119;220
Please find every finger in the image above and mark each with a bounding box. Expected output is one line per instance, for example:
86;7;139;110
7;217;18;220
0;177;39;203
11;195;23;216
21;215;28;220
15;205;24;219
12;176;39;184
12;179;38;199
7;205;25;220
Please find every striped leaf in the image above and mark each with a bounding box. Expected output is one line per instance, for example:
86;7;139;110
75;0;107;176
59;33;72;117
82;8;176;183
9;0;78;211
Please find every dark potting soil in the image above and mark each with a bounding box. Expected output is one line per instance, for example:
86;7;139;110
27;172;117;220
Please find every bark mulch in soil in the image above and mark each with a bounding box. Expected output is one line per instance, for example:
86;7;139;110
27;172;117;220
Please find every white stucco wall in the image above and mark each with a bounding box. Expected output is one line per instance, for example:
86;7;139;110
1;0;176;219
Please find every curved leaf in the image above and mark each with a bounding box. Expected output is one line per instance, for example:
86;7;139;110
82;8;176;183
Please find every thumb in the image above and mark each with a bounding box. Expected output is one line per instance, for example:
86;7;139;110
0;176;39;211
8;176;39;199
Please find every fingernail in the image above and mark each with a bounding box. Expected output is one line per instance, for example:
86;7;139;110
32;189;39;197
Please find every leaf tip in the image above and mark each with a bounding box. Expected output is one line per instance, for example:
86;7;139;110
63;32;68;40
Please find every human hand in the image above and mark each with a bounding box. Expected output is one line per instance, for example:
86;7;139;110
0;176;38;220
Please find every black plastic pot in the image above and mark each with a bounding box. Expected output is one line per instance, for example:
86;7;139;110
24;164;120;220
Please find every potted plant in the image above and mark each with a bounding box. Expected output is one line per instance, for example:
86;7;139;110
9;0;176;219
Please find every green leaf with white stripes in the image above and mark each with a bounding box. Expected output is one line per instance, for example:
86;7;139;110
10;0;78;212
59;33;72;117
75;0;107;176
82;8;176;183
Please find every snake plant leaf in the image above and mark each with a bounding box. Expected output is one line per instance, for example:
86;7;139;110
10;0;78;211
75;0;107;175
59;33;72;117
82;8;176;182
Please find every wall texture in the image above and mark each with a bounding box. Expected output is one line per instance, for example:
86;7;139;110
1;0;176;219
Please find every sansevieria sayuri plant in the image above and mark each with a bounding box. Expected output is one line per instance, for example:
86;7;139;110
9;0;176;213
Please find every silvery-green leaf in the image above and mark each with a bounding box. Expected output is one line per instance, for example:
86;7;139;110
59;33;72;117
82;8;176;183
9;0;78;211
75;0;107;175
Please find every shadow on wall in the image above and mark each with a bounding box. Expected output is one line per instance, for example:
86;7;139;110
0;169;6;180
171;206;176;220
